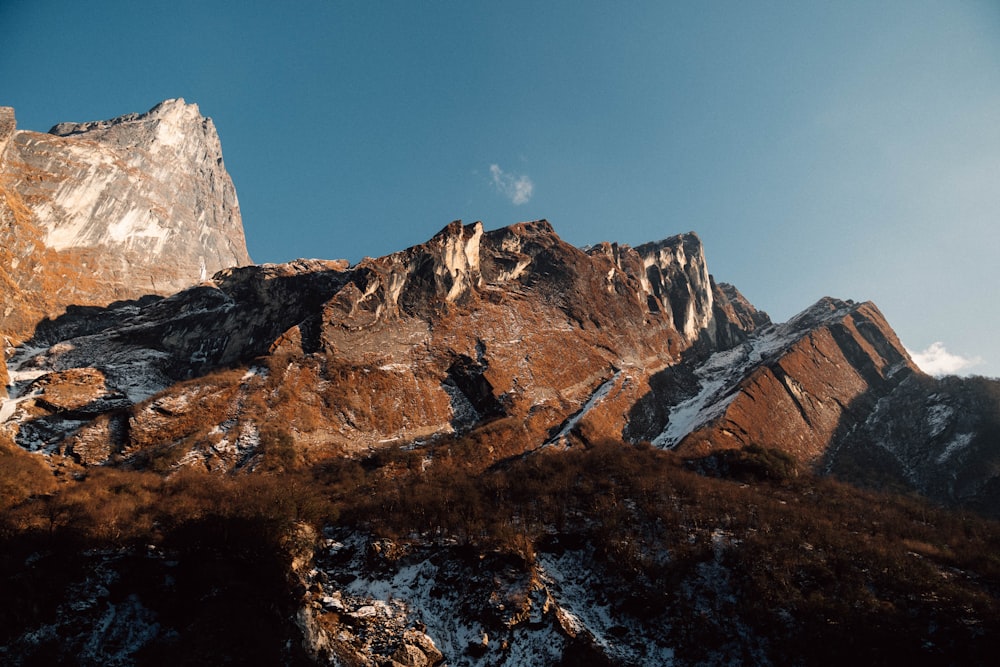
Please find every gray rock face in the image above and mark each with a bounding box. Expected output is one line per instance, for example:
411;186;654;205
823;372;1000;516
10;99;249;292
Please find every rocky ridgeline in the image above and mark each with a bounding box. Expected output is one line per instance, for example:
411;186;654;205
1;217;765;464
0;101;997;506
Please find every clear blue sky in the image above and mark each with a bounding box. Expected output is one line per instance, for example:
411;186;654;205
2;1;999;377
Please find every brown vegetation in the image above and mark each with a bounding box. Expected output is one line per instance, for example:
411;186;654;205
1;433;999;664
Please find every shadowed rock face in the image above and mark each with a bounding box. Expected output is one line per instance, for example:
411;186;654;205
821;371;1000;516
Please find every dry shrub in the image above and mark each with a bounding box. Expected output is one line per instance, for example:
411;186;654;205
38;468;163;542
0;439;56;512
256;426;299;472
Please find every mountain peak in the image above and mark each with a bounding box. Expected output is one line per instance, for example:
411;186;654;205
49;97;201;139
0;99;251;349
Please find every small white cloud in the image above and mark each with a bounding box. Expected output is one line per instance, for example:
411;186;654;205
906;341;984;376
490;163;534;205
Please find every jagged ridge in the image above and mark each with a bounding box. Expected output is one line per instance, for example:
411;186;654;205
1;219;767;467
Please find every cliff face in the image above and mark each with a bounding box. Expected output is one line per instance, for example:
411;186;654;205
0;100;250;351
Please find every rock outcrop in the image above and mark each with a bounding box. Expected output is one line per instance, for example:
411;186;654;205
651;299;918;463
0;100;251;391
822;371;1000;516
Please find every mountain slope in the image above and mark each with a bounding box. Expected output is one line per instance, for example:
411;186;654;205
1;220;766;468
627;299;915;457
2;196;997;512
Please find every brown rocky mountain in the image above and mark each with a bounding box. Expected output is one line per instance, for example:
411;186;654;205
2;219;765;466
4;208;996;515
1;101;999;666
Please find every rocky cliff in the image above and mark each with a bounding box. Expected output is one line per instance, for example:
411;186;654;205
0;100;250;395
626;299;916;458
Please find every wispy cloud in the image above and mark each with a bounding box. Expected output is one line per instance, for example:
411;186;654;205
490;164;534;205
906;341;983;376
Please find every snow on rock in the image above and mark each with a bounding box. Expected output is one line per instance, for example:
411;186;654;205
925;403;954;439
0;551;161;666
651;298;864;449
652;327;786;448
301;530;685;666
546;370;623;446
442;380;482;431
936;432;974;465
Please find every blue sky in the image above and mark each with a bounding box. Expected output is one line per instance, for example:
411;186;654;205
2;1;999;377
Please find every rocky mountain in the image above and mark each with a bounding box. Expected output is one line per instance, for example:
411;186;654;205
0;99;250;393
1;101;999;666
4;215;995;514
1;217;767;465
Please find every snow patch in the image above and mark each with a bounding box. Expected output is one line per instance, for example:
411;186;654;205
241;365;269;381
2;345;58;422
442;381;480;431
0;389;42;423
546;371;622;445
5;345;52;388
378;363;411;372
925;403;954;438
936;432;973;464
104;351;174;403
652;314;827;448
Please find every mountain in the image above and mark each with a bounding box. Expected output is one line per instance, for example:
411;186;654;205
0;99;250;393
4;216;996;514
1;218;769;466
1;101;998;666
